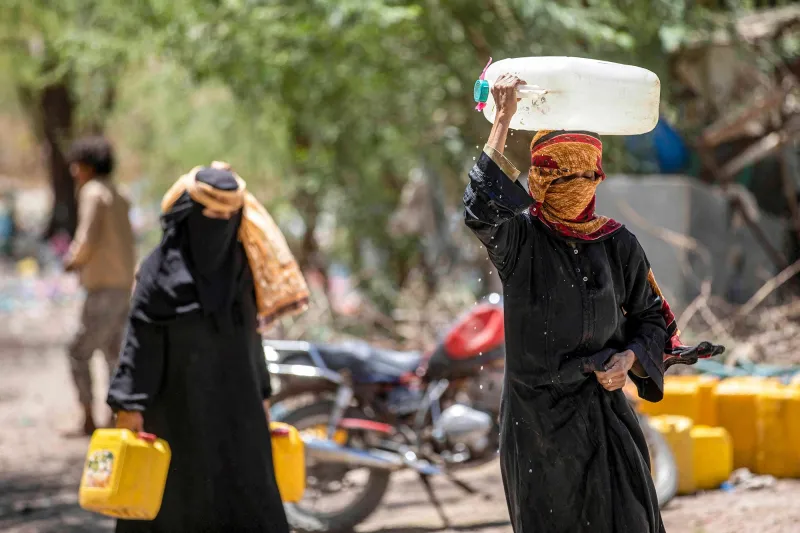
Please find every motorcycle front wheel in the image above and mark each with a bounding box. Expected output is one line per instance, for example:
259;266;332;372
272;400;392;533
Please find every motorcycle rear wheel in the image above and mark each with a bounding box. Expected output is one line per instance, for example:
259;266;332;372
273;400;392;533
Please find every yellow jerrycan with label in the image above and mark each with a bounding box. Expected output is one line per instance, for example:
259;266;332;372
270;422;306;502
79;429;171;520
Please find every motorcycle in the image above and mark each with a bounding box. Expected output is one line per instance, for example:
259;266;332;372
266;295;679;533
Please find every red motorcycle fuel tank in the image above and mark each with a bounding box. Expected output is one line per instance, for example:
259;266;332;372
423;303;506;380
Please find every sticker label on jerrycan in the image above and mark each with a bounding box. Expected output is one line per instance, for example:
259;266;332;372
83;449;115;489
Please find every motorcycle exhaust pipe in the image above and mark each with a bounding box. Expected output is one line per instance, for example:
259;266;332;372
303;437;403;471
302;437;440;475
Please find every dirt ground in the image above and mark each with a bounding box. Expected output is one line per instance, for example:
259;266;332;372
2;305;800;533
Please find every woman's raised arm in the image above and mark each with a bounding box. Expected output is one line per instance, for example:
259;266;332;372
464;74;533;281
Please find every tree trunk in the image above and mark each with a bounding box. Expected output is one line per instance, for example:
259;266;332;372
294;189;321;272
19;80;77;240
294;188;338;315
41;82;77;239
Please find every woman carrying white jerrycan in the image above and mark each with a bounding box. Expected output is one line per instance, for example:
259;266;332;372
464;71;723;533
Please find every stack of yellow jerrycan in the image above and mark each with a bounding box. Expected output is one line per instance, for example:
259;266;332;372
638;375;718;425
649;416;695;494
80;423;306;519
755;386;800;478
642;373;800;488
714;377;782;470
649;415;734;495
690;425;734;490
270;422;306;502
79;429;171;520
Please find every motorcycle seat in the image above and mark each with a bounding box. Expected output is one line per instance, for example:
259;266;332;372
314;342;422;383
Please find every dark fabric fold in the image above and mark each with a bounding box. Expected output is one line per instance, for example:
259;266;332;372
464;153;534;281
106;318;166;412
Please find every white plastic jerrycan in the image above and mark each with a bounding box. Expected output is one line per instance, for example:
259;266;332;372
473;57;660;135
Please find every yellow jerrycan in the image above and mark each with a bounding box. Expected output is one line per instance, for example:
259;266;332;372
79;429;171;520
270;422;306;503
649;415;696;495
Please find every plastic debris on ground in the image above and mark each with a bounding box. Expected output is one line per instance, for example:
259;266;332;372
724;468;777;492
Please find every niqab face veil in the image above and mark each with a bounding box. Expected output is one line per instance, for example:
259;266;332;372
185;168;245;320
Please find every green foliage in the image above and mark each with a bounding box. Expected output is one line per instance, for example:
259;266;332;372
1;0;772;308
108;62;289;197
0;0;160;130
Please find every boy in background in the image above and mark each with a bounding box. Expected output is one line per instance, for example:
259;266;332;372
63;137;135;436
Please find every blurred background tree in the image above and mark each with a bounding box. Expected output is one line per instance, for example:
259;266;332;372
0;0;158;237
1;0;796;318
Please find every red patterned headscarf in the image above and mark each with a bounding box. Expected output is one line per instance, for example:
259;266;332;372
527;130;622;241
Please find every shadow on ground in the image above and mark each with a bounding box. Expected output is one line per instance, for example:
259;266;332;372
0;471;113;533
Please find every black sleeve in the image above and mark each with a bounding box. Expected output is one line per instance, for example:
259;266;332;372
106;318;166;412
623;235;668;402
463;152;533;281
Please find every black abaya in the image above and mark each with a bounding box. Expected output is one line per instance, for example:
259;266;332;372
464;152;668;533
107;168;288;533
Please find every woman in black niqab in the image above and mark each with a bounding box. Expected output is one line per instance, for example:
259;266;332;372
129;168;245;326
108;167;290;533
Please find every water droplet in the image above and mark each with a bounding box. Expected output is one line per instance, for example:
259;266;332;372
480;366;484;371
478;278;482;282
480;385;483;389
529;469;532;473
473;157;476;160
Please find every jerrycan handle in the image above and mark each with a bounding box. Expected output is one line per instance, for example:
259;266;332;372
473;80;548;104
137;432;158;443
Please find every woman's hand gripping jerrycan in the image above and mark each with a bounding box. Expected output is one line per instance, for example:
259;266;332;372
473;57;661;135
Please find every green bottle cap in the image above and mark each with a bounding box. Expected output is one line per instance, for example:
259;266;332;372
474;79;490;104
